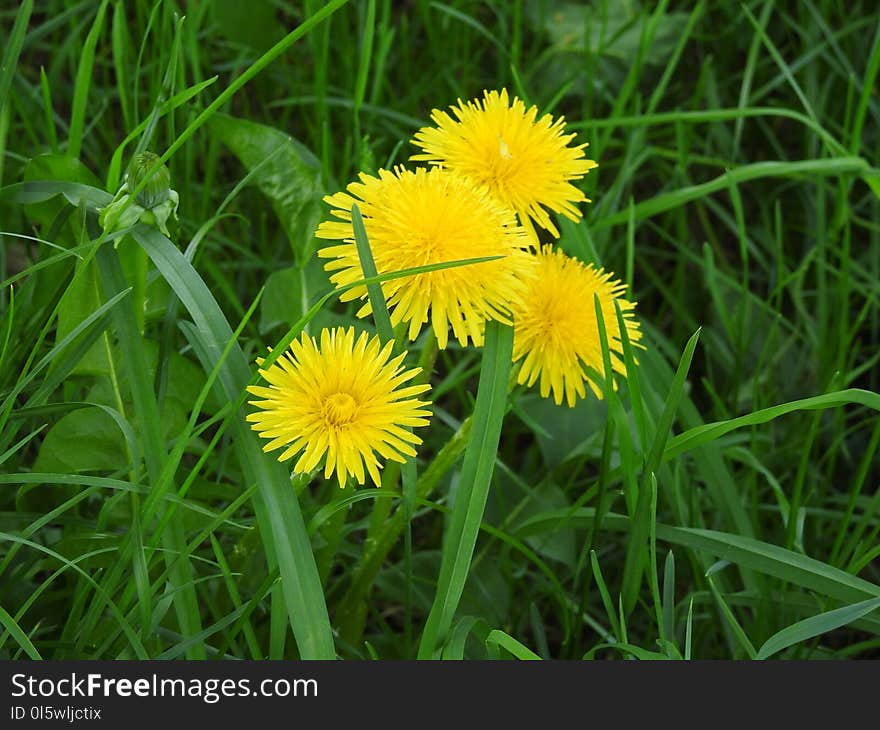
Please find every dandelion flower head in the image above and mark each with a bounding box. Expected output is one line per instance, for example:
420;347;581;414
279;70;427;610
247;327;432;488
411;89;598;243
511;246;642;407
316;166;532;349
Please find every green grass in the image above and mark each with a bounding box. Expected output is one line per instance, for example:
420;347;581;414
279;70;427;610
0;0;879;660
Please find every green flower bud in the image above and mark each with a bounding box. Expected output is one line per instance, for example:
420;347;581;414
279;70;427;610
98;150;180;240
128;151;172;209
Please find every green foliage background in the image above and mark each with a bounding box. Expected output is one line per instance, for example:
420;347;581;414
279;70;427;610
0;0;879;659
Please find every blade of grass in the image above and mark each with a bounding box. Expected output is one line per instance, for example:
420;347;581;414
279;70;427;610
336;413;474;645
0;604;42;660
352;0;376;148
664;388;880;461
662;550;676;647
131;224;335;659
485;629;541;660
0;546;119;657
0;0;33;122
129;492;151;641
442;616;485;660
56;290;260;655
107;77;218;193
111;0;133;131
96;242;205;658
622;328;701;613
741;2;817;123
350;204;393;341
351;202;418;653
68;0;109;160
648;474;664;641
121;0;352;221
521;509;880;607
756;596;880;660
0;532;147;658
593;158;868;231
0;285;130;442
590;550;622;642
574;293;622;648
732;0;774;154
38;67;58;153
706;565;757;659
685;596;694;660
848;19;880;155
418;319;514;658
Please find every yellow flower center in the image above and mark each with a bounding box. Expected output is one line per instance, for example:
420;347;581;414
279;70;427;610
322;392;358;427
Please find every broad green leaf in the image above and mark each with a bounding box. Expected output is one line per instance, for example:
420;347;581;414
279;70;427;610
531;2;689;99
516;392;606;468
87;339;215;434
211;0;283;51
32;406;127;476
459;563;511;628
259;258;330;335
541;3;688;63
515;482;576;567
260;266;304;335
22;155;106;375
55;257;111;376
23;153;101;234
210;113;324;263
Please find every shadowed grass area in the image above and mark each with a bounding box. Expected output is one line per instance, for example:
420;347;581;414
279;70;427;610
0;0;878;660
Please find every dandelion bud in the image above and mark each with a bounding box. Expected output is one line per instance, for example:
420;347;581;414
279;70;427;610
127;151;172;209
98;150;180;238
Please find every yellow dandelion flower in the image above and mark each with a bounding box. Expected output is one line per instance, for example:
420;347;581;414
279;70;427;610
411;89;598;243
246;327;432;488
511;246;642;407
316;166;531;349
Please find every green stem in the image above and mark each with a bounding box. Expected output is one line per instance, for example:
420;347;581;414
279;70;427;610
316;480;354;585
337;415;472;647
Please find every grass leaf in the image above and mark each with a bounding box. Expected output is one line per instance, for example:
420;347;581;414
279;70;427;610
756;596;880;660
131;224;335;659
418;320;513;658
